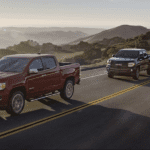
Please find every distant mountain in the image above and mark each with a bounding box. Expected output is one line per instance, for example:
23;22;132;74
69;25;150;45
0;29;28;49
0;27;105;35
0;29;87;48
25;31;88;45
0;27;105;48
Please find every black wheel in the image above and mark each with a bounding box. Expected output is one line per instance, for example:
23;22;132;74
60;80;74;100
108;72;114;78
133;68;140;80
6;91;25;115
147;69;150;75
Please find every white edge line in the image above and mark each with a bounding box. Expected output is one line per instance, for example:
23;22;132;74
81;73;107;80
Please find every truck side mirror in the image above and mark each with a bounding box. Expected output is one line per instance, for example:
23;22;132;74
29;68;38;74
112;54;115;57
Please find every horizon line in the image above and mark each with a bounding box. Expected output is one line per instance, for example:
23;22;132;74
0;24;149;29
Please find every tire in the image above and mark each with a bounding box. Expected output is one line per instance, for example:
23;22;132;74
147;69;150;75
6;91;25;115
60;80;74;100
108;72;114;78
133;67;140;80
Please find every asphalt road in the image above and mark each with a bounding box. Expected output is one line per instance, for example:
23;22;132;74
1;67;150;149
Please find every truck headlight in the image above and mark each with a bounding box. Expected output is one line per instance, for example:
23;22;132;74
107;60;111;65
0;83;6;90
128;62;135;67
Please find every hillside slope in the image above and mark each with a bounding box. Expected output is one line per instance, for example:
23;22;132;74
70;25;149;44
0;29;89;48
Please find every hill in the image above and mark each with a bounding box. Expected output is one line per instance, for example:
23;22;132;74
0;28;89;48
69;25;150;44
0;27;105;48
0;27;105;35
25;31;88;45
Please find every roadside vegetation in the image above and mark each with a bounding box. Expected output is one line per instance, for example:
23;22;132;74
0;40;83;60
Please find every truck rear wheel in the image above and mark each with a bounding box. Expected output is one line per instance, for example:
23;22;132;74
147;69;150;75
60;80;74;100
6;91;25;115
108;72;114;78
133;68;139;80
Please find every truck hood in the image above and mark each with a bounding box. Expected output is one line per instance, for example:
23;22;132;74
0;72;19;79
109;57;136;62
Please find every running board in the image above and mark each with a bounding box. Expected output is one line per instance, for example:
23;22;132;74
29;92;60;102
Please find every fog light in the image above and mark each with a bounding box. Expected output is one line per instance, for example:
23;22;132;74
131;69;133;72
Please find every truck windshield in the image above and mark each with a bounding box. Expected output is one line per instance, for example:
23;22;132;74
115;50;139;58
0;57;30;72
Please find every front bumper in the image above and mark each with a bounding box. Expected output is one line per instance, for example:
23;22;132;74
106;65;136;76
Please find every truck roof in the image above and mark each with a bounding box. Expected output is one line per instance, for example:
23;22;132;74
121;48;145;51
5;53;54;58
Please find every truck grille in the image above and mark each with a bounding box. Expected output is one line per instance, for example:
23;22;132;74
111;61;128;68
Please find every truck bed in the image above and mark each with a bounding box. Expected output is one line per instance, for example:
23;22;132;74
59;62;73;66
59;62;80;78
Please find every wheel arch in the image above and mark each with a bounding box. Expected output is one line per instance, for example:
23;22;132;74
136;64;140;71
9;86;26;100
65;76;75;85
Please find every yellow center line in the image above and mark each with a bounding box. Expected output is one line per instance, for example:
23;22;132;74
1;79;150;139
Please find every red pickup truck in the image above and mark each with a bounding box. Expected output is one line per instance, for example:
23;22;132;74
0;54;80;115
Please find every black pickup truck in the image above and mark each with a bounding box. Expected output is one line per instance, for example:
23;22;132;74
106;48;150;80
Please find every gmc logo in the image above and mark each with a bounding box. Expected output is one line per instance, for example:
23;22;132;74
115;64;122;66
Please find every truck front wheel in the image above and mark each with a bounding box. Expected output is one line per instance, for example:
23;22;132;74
60;80;74;100
133;68;139;80
108;72;114;78
6;91;25;115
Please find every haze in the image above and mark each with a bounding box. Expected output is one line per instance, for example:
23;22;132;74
0;0;150;28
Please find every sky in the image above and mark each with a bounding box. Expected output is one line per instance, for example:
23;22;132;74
0;0;150;29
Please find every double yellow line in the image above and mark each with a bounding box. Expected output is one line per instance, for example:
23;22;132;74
1;79;150;139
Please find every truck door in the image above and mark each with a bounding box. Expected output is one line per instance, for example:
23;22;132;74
139;51;145;71
41;56;61;93
26;58;46;98
143;50;149;70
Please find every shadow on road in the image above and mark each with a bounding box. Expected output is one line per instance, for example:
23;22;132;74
111;72;150;88
0;97;86;132
1;98;150;149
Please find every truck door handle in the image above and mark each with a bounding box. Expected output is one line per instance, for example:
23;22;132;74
42;74;46;77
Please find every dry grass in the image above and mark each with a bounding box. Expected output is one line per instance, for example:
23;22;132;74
54;50;107;68
101;48;106;51
81;59;107;68
54;51;84;61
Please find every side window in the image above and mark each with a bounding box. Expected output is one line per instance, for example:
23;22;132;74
41;57;56;70
29;58;44;71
